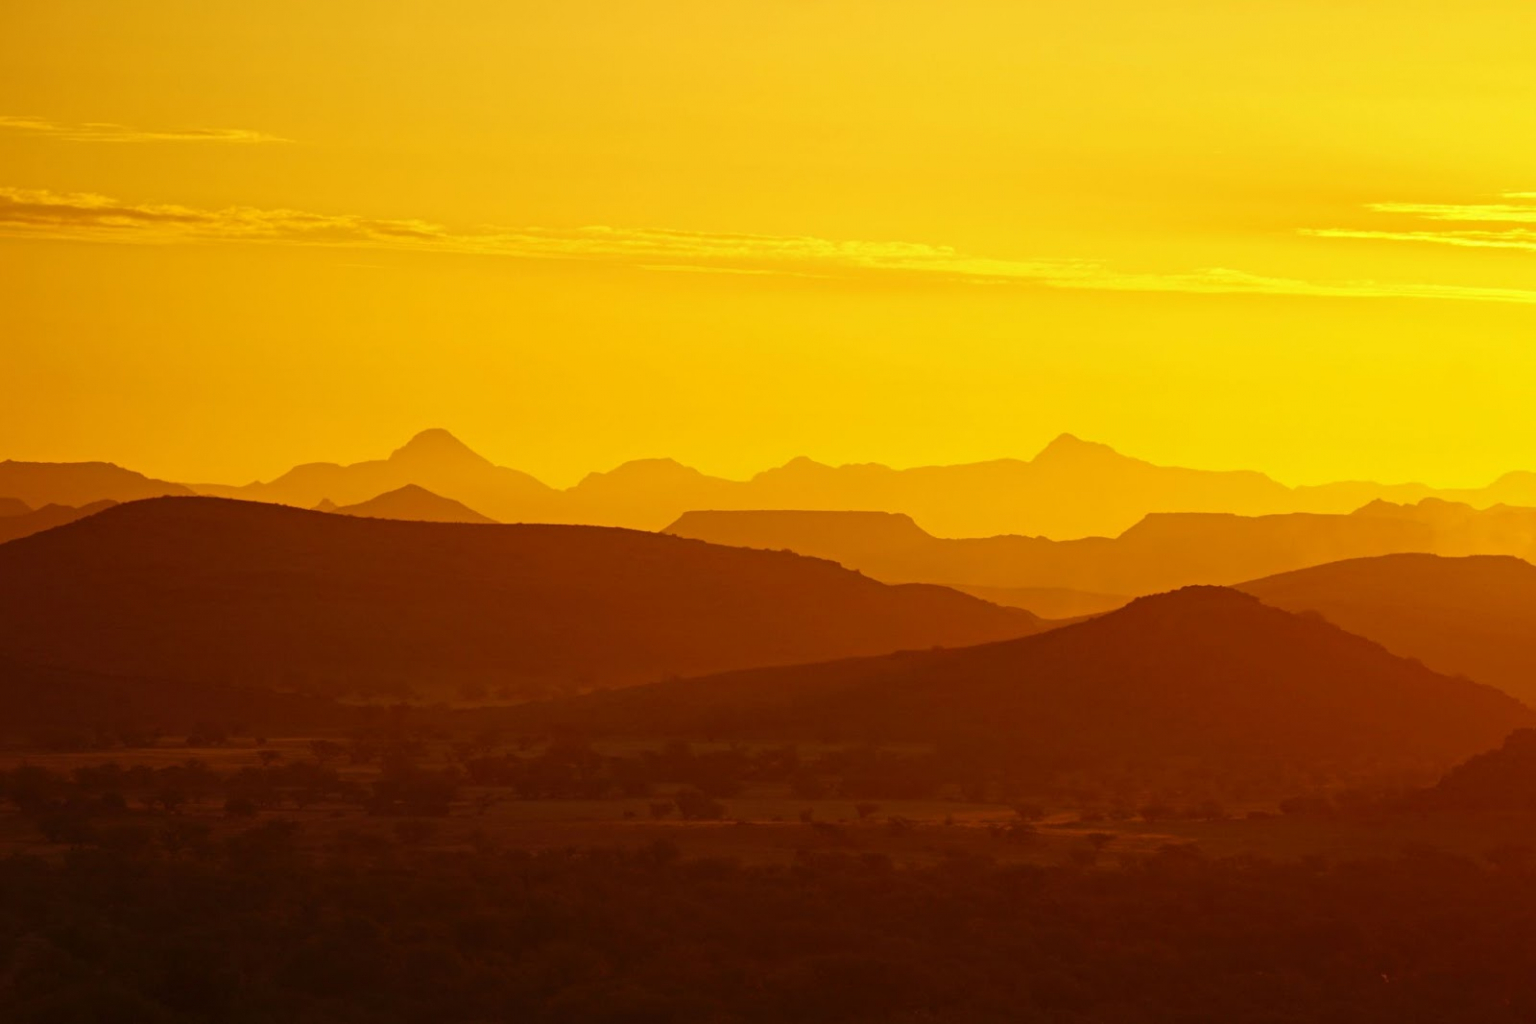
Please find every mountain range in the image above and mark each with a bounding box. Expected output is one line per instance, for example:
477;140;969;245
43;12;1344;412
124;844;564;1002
11;429;1536;539
0;497;1043;702
667;499;1536;600
0;459;190;508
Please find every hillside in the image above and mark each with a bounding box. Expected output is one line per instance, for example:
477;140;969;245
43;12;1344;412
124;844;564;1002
196;429;559;521
1239;553;1536;704
0;497;1042;701
1427;728;1536;811
332;484;497;524
0;500;115;546
0;460;191;508
949;584;1130;618
187;428;1536;539
666;506;1440;599
510;587;1529;772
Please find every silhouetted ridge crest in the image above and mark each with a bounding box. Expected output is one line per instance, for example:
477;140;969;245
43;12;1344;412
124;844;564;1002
1239;552;1536;704
0;496;1041;702
1429;729;1536;810
512;584;1529;771
388;428;491;467
1031;432;1123;463
333;484;496;524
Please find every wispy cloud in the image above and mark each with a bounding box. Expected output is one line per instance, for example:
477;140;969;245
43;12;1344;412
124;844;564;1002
0;115;288;144
5;185;1536;306
1304;192;1536;254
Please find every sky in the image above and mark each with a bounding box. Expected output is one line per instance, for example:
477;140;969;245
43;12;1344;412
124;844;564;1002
3;0;1536;488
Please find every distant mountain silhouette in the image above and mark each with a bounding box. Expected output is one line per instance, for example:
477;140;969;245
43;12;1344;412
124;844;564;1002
0;500;116;546
1340;498;1536;559
196;429;559;521
0;497;28;517
332;484;497;524
509;587;1529;771
563;458;742;528
1239;553;1536;705
24;429;1536;538
665;506;1443;598
0;460;191;508
568;434;1298;536
0;497;1043;702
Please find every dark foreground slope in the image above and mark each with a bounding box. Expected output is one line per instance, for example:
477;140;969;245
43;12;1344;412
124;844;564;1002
0;497;1041;700
513;587;1529;771
1239;554;1536;705
0;500;114;545
12;838;1536;1024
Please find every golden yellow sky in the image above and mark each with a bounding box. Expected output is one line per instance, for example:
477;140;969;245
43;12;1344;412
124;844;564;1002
3;0;1536;487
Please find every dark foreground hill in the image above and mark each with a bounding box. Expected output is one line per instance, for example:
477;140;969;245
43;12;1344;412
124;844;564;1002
0;497;1042;701
1239;554;1536;705
511;587;1530;772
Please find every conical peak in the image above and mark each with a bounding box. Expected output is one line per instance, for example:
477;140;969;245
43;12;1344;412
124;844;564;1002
388;429;490;466
1033;433;1120;462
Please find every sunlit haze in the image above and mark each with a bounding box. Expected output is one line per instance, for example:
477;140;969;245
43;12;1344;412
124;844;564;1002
5;1;1536;487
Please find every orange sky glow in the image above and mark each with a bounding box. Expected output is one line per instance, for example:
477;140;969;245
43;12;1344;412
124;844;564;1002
4;0;1536;487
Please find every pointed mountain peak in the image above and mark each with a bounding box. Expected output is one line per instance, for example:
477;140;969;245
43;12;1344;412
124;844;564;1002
1033;433;1121;462
334;484;497;524
775;456;834;473
388;429;491;467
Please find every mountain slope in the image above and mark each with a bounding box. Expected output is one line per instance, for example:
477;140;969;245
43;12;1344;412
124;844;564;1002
332;484;497;524
1426;728;1536;811
189;428;1536;540
511;587;1529;771
0;460;191;507
665;506;1439;598
1238;553;1536;704
197;429;559;521
0;497;1043;701
0;500;116;546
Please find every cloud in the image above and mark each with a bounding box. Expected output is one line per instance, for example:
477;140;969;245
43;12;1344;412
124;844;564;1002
0;115;288;144
1304;192;1536;254
6;185;1536;306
